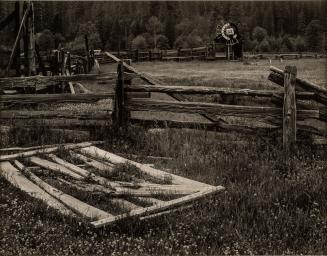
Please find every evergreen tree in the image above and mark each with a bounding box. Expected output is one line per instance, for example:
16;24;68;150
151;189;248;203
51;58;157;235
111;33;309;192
305;19;323;51
297;9;306;35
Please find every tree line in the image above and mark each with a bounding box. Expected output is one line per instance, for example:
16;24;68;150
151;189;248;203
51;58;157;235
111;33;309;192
0;1;326;53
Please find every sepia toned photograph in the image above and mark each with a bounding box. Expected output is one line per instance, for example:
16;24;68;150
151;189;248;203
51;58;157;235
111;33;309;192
0;0;326;255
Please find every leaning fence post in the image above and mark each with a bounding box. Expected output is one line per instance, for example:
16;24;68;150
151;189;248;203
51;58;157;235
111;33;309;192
113;61;127;129
283;65;297;166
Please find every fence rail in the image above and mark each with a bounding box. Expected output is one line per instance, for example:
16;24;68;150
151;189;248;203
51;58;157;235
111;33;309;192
95;48;326;63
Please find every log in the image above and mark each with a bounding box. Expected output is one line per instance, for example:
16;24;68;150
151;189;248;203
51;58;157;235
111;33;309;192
0;110;110;120
91;186;224;228
269;66;327;105
14;160;112;220
29;156;84;180
75;82;91;93
128;98;319;119
47;154;118;189
47;154;90;177
0;161;72;216
57;178;114;194
57;178;141;211
0;141;103;161
79;146;213;188
270;66;327;95
0;73;114;90
112;184;202;197
2;118;110;128
283;66;297;164
0;93;114;104
126;84;314;99
69;151;114;172
0;142;88;152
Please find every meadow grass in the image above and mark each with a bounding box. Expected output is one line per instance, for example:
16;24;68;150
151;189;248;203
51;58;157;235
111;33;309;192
0;125;326;255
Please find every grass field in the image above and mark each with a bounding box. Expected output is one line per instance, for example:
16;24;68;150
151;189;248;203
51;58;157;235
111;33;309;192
0;58;326;255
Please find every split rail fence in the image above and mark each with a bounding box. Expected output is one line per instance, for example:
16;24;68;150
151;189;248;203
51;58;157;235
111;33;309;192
1;51;326;160
105;52;326;160
96;46;215;63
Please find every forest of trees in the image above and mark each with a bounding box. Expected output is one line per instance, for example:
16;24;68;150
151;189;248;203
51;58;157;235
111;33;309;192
0;1;326;53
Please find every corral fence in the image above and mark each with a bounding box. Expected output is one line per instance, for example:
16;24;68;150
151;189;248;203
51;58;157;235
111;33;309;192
105;52;326;165
1;51;326;166
96;46;216;63
95;47;326;64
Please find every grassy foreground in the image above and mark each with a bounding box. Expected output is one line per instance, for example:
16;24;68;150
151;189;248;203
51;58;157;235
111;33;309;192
0;126;326;255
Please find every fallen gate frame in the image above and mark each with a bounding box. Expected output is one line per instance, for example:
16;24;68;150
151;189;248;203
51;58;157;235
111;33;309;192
0;142;224;228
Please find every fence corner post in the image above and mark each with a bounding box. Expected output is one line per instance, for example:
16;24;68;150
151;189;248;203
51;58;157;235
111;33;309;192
113;61;128;130
283;65;297;167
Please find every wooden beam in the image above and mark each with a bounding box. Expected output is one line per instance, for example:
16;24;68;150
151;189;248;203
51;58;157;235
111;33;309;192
270;66;327;95
69;151;114;172
269;66;327;105
0;73;114;90
91;186;224;228
0;141;103;161
28;156;84;180
2;118;110;128
0;161;72;216
0;93;114;104
75;82;91;93
48;154;118;189
47;154;90;177
13;160;112;220
126;84;314;99
0;110;110;120
0;142;88;152
113;61;127;127
79;146;213;188
283;66;297;164
127;98;319;119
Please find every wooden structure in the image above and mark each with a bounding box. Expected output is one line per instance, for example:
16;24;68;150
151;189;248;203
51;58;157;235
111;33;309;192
0;142;224;227
105;52;326;164
1;51;326;164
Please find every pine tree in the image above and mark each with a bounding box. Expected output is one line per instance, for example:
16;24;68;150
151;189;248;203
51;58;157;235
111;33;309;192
297;9;306;35
305;19;323;51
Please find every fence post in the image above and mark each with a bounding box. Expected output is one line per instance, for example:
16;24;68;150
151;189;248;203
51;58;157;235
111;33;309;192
84;34;90;72
14;1;21;76
113;61;128;129
149;49;152;61
283;65;297;166
135;49;139;62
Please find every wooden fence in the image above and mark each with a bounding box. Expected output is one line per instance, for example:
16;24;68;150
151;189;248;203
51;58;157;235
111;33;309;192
1;51;326;164
96;48;326;63
96;46;216;63
104;52;326;164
